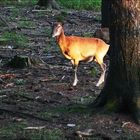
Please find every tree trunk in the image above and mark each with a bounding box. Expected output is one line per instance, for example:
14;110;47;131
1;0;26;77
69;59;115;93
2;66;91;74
101;0;111;28
93;0;140;123
37;0;59;9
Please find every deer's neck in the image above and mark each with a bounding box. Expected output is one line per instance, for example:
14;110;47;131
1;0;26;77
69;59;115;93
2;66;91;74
56;30;67;51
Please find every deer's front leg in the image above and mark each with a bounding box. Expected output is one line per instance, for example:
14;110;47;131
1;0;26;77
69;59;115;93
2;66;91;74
71;60;79;86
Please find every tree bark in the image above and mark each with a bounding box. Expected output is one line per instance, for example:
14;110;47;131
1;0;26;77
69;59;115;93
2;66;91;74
37;0;59;9
93;0;140;123
101;0;111;28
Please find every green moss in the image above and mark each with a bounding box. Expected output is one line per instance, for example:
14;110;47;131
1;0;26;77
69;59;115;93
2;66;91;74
0;0;37;6
42;27;52;37
39;112;59;120
18;20;36;28
15;79;26;85
0;31;28;48
105;100;118;112
0;121;27;140
0;0;101;10
58;0;101;10
55;14;65;23
90;67;99;78
0;122;63;140
56;104;89;114
83;33;93;38
24;128;64;140
35;11;47;17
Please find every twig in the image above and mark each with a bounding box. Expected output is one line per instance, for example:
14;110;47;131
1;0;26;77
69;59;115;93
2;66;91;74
24;126;46;130
122;122;131;127
0;95;7;98
32;9;49;12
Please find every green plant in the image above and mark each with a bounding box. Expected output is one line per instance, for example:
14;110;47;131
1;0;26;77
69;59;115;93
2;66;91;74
11;7;21;18
24;128;64;140
15;79;26;85
0;121;63;140
0;121;27;140
58;0;101;10
0;0;38;6
35;11;46;17
63;104;88;113
42;27;52;36
18;20;36;28
0;31;28;48
90;67;98;78
83;32;93;37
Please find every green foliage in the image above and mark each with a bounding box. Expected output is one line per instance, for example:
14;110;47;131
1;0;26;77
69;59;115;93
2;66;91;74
54;104;87;114
24;128;64;140
0;0;37;6
39;111;59;119
15;79;26;85
58;0;101;10
18;20;36;28
83;32;93;37
0;122;63;140
0;121;27;140
0;0;101;10
0;31;28;48
35;11;46;17
11;7;21;18
55;11;68;22
91;67;98;78
40;104;89;119
41;27;52;36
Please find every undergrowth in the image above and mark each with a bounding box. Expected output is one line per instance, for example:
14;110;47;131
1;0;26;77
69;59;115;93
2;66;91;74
0;0;101;10
58;0;101;10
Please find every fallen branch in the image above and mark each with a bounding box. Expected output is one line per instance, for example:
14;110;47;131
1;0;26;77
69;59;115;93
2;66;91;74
0;95;7;98
24;126;46;130
32;9;49;12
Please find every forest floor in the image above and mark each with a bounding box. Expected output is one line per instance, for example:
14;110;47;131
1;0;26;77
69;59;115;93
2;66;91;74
0;5;140;140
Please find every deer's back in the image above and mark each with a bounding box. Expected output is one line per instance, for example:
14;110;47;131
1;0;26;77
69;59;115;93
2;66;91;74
65;36;108;60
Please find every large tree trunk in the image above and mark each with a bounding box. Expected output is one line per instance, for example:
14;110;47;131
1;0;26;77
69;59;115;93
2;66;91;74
37;0;59;9
101;0;111;28
93;1;140;123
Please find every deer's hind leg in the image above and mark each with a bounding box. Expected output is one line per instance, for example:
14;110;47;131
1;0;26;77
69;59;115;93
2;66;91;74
95;56;106;87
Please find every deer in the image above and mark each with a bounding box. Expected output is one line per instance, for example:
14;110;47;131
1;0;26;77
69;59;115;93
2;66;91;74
52;22;109;87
